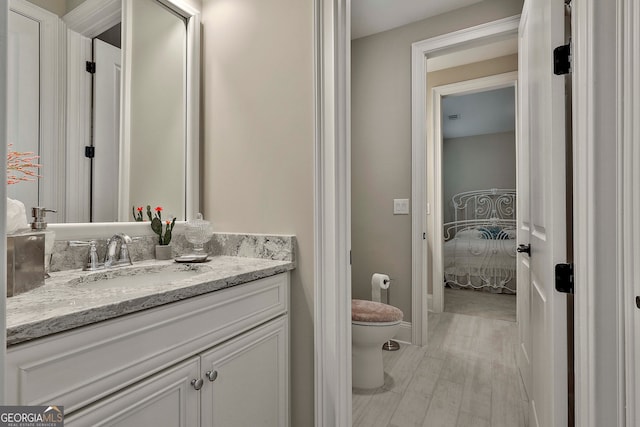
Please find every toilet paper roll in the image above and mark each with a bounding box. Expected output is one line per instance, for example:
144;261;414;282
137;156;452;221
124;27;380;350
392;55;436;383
371;273;390;302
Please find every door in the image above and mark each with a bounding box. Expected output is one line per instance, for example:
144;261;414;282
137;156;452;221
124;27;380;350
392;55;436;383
7;8;40;210
517;0;568;426
92;38;122;222
200;317;289;427
65;357;201;427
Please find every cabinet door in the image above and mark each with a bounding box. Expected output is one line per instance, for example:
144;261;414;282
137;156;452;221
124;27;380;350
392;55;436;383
65;357;201;427
200;316;289;427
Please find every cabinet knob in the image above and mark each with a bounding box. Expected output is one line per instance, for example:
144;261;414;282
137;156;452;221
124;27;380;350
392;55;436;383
191;378;204;390
206;370;218;382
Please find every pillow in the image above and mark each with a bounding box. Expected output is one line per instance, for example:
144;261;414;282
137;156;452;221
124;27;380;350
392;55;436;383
478;226;507;239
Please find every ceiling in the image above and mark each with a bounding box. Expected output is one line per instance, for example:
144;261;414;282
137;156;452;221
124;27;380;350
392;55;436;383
351;0;484;39
442;86;516;139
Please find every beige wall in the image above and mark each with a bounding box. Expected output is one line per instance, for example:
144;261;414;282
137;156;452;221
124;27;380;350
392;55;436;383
26;0;66;16
65;0;86;13
351;0;522;320
201;0;314;425
443;131;516;223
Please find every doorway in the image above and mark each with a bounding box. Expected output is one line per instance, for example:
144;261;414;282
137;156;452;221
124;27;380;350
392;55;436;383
430;72;518;323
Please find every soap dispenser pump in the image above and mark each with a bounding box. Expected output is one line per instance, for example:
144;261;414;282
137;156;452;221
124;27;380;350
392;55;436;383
31;207;57;277
31;207;56;230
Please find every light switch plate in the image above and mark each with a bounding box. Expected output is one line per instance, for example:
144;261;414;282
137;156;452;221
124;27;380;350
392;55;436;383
393;199;410;215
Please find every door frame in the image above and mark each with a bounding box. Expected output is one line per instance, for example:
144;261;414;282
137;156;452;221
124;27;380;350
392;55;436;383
8;0;65;221
410;15;519;343
430;71;518;314
314;5;520;424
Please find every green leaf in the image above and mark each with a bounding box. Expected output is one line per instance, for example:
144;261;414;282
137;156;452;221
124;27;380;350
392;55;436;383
146;205;153;221
151;217;163;236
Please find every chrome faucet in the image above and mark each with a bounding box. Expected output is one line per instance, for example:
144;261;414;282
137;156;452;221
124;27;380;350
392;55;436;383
69;240;104;271
104;233;134;268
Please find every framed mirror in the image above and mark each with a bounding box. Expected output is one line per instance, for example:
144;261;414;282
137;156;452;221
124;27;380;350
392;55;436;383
8;0;200;236
67;0;200;225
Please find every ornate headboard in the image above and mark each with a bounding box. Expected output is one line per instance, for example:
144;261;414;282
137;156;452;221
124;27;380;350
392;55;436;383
451;188;516;222
444;189;517;241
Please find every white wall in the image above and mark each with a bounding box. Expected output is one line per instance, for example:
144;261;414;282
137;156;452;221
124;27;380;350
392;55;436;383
443;131;516;223
201;0;315;425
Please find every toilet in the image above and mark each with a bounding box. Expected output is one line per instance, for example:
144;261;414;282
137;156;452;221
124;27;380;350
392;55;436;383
351;299;403;389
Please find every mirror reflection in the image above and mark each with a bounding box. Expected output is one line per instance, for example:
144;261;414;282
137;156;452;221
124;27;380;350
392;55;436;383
8;0;190;224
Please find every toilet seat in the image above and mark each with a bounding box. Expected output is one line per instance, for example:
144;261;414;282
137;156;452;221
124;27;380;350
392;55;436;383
351;299;403;323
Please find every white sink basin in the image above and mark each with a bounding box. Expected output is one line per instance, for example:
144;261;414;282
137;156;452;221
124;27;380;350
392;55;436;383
66;264;212;290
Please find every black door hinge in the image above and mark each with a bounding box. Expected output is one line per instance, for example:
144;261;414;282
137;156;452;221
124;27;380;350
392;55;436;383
349;250;352;265
555;263;574;294
86;61;96;74
85;146;95;158
553;44;571;75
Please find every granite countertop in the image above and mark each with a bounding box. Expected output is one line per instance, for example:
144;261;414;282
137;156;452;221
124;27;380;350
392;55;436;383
7;256;295;346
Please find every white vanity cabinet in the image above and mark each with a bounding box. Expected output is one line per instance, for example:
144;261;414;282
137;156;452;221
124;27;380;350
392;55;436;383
66;357;202;427
6;273;290;427
200;317;288;427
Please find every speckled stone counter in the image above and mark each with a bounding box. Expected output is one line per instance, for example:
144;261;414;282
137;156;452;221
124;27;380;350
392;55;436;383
51;233;296;272
7;256;295;346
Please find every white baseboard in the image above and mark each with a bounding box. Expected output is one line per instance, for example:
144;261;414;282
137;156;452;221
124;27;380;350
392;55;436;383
394;321;413;344
427;294;433;312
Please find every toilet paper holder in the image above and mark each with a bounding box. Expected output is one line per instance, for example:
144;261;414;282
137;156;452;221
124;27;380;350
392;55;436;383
382;277;400;352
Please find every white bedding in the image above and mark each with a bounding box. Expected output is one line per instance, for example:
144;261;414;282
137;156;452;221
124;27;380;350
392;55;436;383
444;236;516;272
443;232;517;292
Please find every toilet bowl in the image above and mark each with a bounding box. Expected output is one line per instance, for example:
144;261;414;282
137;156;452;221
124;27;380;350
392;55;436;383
352;299;403;389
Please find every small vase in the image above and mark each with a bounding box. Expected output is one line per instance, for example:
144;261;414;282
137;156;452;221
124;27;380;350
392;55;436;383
155;244;172;260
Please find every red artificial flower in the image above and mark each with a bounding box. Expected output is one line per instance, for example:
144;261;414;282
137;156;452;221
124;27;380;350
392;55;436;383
155;206;163;212
137;206;143;212
166;220;170;225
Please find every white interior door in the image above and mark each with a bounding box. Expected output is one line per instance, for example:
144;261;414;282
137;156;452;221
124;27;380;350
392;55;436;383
517;1;568;426
92;38;121;222
516;17;532;399
7;9;40;209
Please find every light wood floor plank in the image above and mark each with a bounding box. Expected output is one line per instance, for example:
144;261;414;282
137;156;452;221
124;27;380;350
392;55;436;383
491;390;528;427
352;310;528;427
353;388;403;427
383;344;427;393
456;411;491;427
439;354;469;385
422;379;464;427
406;356;444;398
460;357;492;421
352;388;377;424
388;391;431;427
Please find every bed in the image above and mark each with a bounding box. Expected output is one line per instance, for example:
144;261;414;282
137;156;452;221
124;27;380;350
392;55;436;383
443;189;517;294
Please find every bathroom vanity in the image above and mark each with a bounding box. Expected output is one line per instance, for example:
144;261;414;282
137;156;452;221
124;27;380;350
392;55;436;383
5;256;293;426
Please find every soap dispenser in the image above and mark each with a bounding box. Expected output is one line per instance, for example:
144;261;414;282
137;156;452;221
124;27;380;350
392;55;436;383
31;207;56;277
